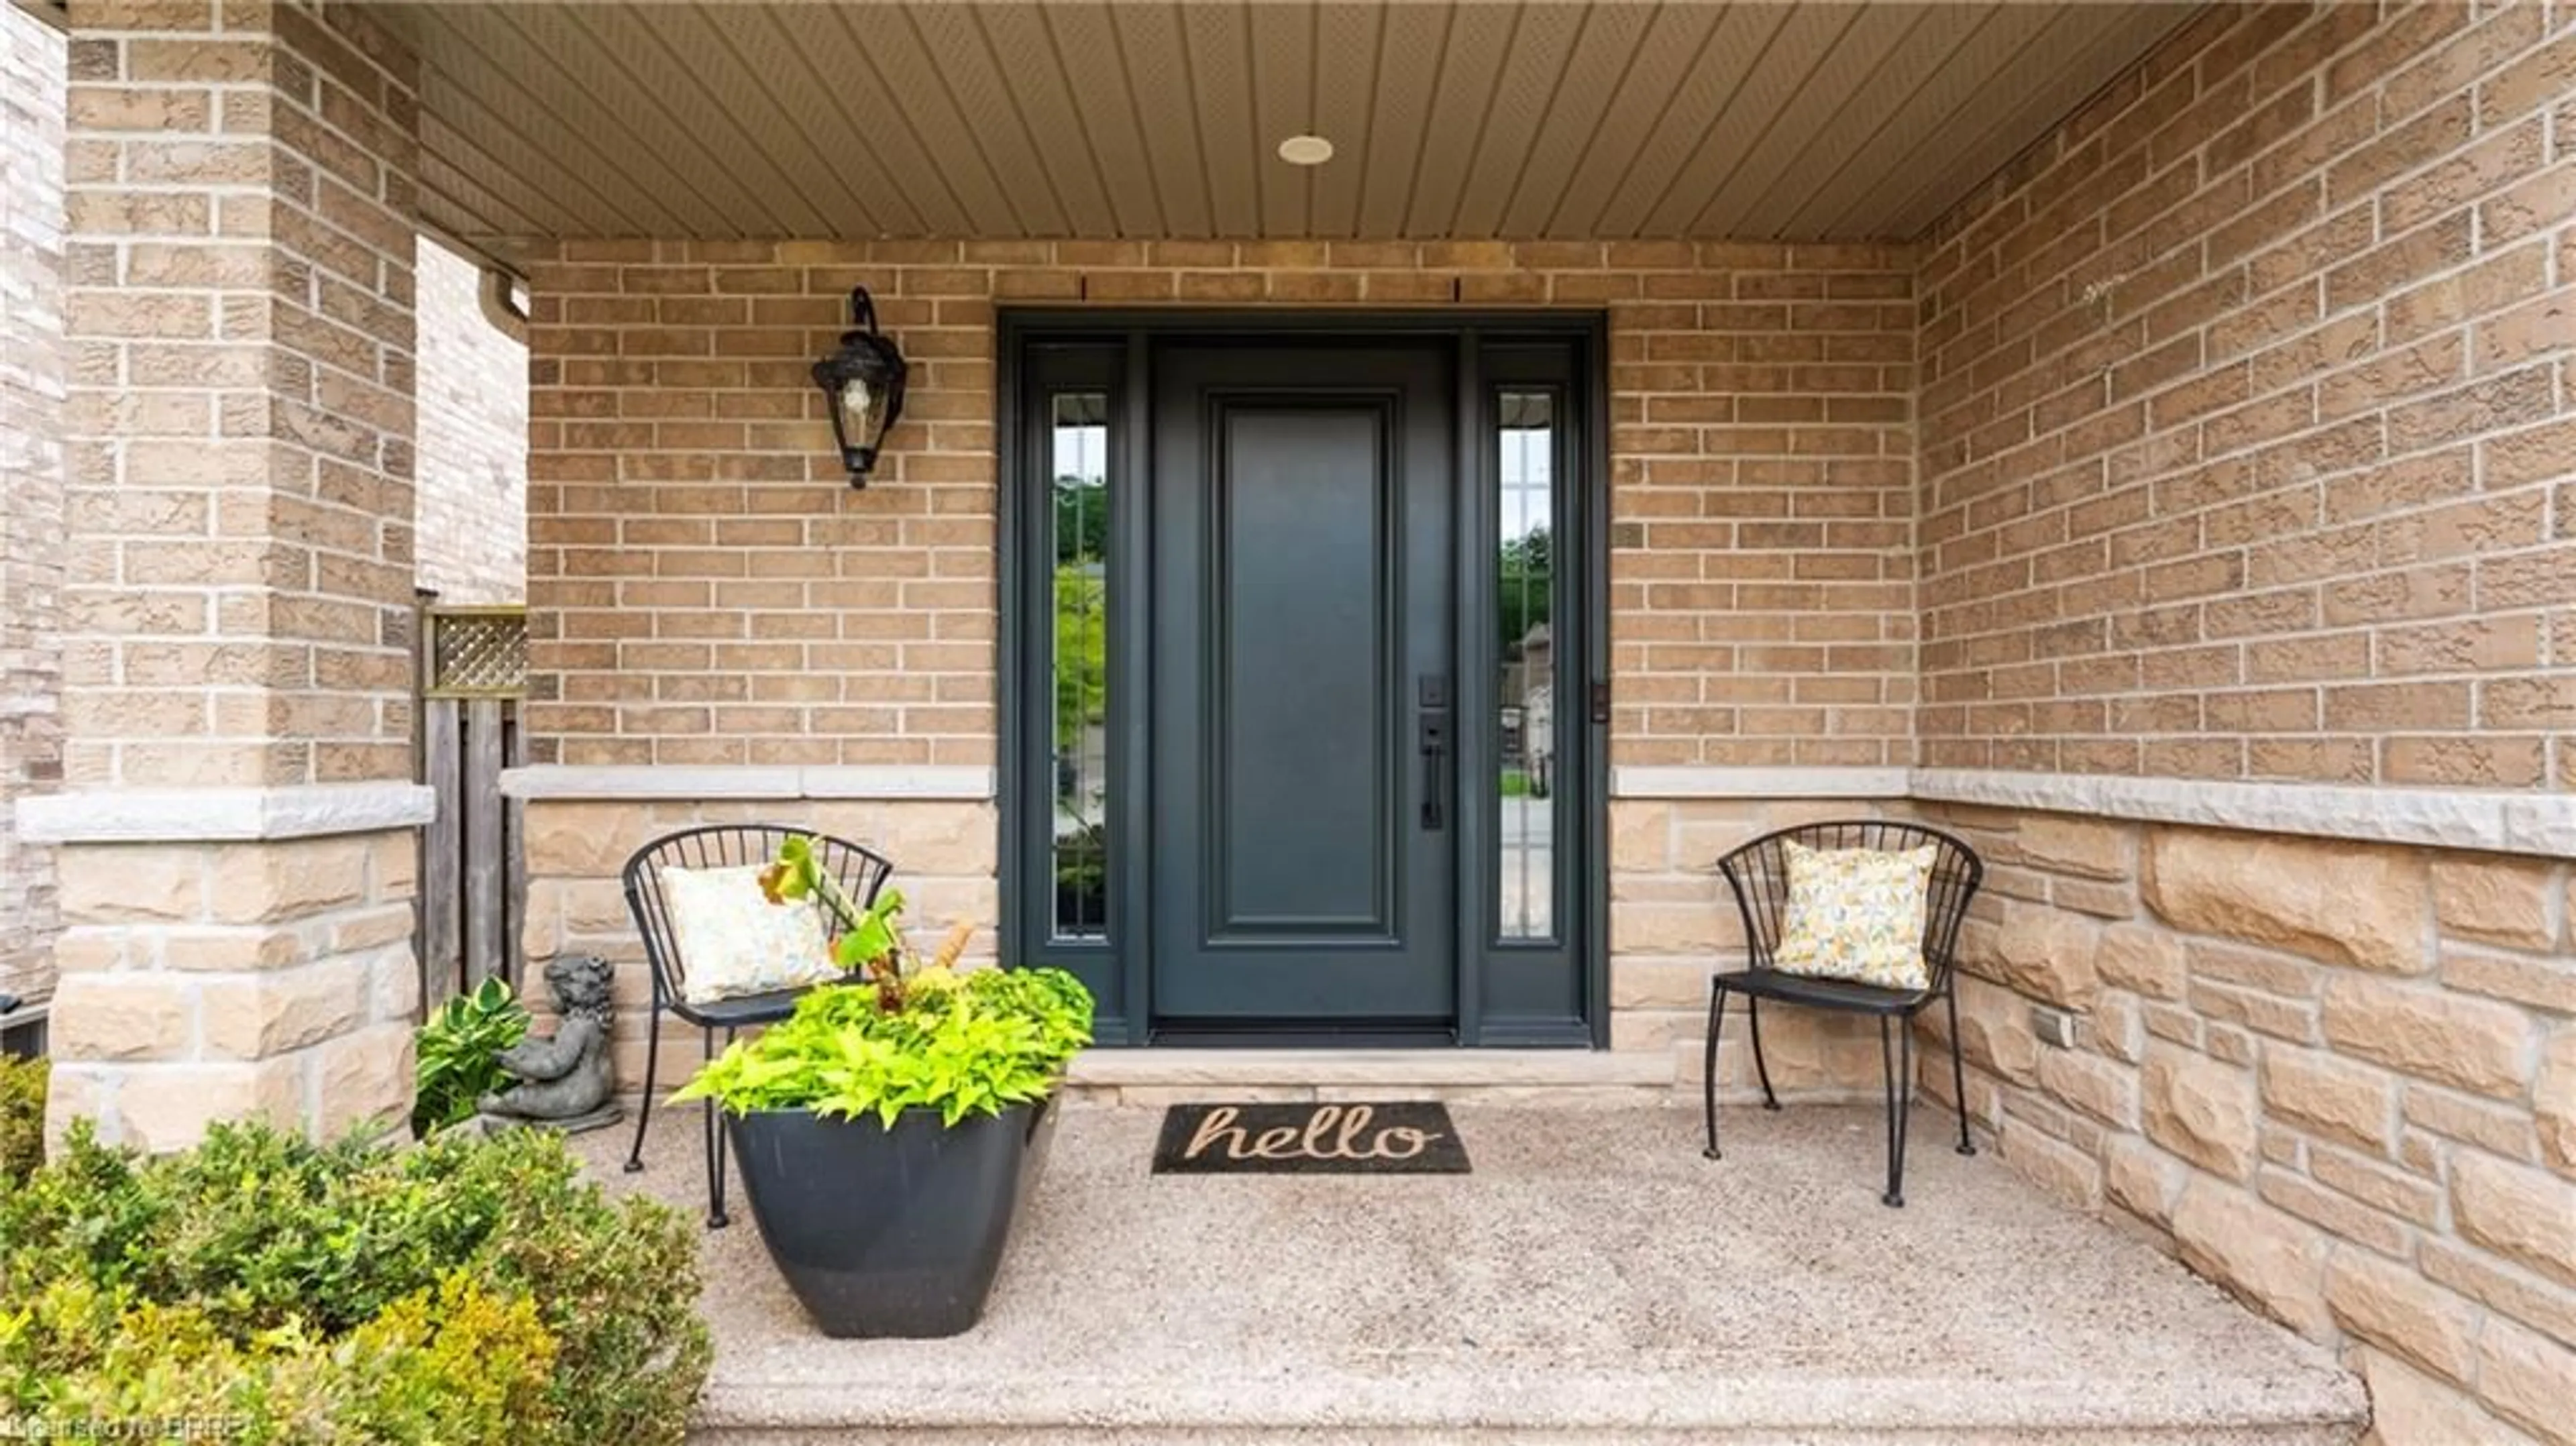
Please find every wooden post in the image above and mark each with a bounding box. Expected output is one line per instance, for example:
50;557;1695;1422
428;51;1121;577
502;704;528;989
464;697;506;991
421;698;462;1008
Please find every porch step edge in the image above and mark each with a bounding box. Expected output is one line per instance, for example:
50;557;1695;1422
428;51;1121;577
698;1427;2358;1445
1063;1047;1676;1090
687;1368;2366;1441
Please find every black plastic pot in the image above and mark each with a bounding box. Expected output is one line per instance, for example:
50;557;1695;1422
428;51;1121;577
724;1096;1057;1337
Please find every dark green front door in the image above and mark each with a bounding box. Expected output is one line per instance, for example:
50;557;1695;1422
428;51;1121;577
1149;341;1457;1026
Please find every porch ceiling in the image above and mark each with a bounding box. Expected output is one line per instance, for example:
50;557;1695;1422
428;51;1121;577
376;2;2197;254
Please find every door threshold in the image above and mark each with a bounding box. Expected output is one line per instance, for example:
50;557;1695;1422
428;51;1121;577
1148;1024;1457;1049
1065;1047;1671;1093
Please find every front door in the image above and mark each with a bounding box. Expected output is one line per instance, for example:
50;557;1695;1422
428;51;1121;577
1148;341;1456;1028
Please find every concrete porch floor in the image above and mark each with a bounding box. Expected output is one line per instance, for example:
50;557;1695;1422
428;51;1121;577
578;1102;2366;1445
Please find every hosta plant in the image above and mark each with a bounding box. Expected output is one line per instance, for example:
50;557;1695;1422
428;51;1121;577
413;977;531;1138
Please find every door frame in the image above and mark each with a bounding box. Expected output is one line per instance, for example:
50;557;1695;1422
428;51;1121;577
996;310;1611;1049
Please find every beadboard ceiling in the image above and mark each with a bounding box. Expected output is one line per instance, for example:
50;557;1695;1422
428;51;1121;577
374;1;2198;252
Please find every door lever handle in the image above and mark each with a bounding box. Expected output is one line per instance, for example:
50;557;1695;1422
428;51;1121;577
1418;710;1448;830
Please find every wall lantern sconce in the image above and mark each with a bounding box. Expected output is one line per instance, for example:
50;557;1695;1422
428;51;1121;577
811;286;909;487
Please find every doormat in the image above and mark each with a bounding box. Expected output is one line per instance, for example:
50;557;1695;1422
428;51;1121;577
1152;1101;1470;1174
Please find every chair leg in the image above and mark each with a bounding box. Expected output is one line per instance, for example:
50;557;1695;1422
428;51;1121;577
1747;995;1781;1111
623;999;661;1174
1880;1015;1913;1209
702;1026;729;1229
1701;983;1726;1160
1945;990;1976;1157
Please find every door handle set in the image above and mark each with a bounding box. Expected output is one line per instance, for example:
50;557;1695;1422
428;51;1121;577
1417;674;1448;831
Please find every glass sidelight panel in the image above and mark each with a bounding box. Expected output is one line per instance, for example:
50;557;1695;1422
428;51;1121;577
1051;392;1110;938
1496;390;1558;942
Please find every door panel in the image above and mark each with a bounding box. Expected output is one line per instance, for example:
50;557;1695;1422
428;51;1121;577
1151;342;1456;1024
1213;404;1392;932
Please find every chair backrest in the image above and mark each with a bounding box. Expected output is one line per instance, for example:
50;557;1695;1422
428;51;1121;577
620;825;896;1007
1714;819;1984;993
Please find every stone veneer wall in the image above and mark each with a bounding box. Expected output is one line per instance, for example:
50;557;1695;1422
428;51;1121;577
1919;803;2573;1445
413;233;526;604
1915;1;2576;788
0;5;65;1010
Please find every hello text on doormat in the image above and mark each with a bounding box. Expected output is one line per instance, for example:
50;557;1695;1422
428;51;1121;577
1151;1101;1470;1174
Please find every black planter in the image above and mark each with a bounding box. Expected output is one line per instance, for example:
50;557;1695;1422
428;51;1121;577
724;1096;1056;1337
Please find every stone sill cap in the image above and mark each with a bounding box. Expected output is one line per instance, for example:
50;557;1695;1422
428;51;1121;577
499;765;994;801
492;763;2576;858
15;783;435;844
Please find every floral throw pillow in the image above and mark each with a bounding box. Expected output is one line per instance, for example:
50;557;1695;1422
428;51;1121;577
659;863;842;1006
1768;840;1937;993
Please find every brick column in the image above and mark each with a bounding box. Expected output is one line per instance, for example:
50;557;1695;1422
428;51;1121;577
20;0;429;1150
1;6;67;1013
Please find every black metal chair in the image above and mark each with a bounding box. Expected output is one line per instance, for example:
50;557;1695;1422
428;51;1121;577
621;824;894;1227
1700;820;1985;1207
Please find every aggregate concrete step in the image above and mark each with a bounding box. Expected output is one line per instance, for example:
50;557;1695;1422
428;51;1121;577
581;1105;2366;1446
698;1427;2357;1445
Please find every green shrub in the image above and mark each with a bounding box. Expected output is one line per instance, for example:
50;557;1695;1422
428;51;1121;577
674;966;1093;1126
0;1053;43;1184
0;1121;711;1446
413;977;531;1138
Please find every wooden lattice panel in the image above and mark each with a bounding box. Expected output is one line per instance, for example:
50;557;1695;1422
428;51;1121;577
425;607;528;698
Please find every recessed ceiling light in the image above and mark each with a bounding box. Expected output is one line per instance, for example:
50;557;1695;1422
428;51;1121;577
1277;134;1334;166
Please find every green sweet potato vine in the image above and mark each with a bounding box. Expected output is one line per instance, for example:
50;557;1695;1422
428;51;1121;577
674;966;1093;1127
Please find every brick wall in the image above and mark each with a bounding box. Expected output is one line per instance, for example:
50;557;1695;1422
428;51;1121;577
519;240;1917;772
60;0;419;790
44;0;425;1150
0;5;64;1007
1910;6;2576;1441
415;233;527;604
1915;1;2576;789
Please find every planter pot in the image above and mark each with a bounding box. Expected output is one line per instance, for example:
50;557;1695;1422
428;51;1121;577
724;1095;1057;1337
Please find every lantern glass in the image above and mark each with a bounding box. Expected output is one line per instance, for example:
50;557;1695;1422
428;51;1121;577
838;372;890;458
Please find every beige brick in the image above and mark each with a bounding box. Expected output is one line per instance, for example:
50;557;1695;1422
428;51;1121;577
115;1062;304;1154
199;957;369;1059
2452;1152;2576;1289
2430;856;2559;951
2539;1030;2576;1176
2037;1048;2139;1129
2097;923;2188;1001
2143;828;2430;975
1970;900;2102;1009
1949;973;2041;1085
2013;812;2133;879
2145;1049;2260;1180
2473;1317;2576;1445
312;1020;415;1139
48;975;195;1062
2172;1176;2331;1337
56;845;204;922
206;838;372;924
2103;1132;2184;1227
2321;977;2532;1099
2324;1247;2480;1383
2353;1347;2520;1446
2260;1048;2396;1155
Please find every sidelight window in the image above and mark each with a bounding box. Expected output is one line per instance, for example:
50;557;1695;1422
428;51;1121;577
1495;389;1558;943
1050;391;1110;940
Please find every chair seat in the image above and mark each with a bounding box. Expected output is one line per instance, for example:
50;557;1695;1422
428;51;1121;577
669;984;819;1030
1713;966;1931;1015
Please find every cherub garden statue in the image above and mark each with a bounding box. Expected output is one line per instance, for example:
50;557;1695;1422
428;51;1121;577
476;953;621;1133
